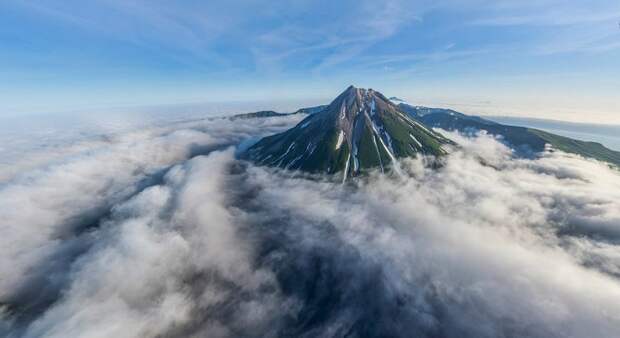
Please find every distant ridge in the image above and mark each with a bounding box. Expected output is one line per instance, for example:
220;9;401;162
399;102;620;166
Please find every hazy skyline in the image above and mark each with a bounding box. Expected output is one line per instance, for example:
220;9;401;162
1;0;619;123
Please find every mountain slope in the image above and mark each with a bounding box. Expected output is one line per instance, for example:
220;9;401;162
399;103;620;166
230;110;289;120
244;86;452;177
529;129;620;166
293;105;328;115
230;104;328;120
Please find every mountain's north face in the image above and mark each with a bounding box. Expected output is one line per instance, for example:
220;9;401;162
244;86;452;178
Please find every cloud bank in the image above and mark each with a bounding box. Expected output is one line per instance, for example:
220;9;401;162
1;116;620;337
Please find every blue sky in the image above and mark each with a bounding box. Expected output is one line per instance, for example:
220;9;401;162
1;0;619;122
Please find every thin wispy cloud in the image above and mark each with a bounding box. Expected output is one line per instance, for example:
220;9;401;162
467;1;620;55
1;0;619;121
470;10;620;27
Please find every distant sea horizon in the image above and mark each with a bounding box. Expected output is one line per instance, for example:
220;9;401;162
486;116;620;152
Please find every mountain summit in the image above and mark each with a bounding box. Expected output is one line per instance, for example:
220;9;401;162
244;86;452;179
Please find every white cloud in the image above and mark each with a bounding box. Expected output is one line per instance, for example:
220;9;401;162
0;114;303;330
22;150;290;338
2;117;620;337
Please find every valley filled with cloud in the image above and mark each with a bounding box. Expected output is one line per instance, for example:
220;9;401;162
2;113;620;338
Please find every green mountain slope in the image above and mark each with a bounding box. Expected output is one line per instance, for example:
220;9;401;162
530;129;620;166
243;86;453;178
400;103;620;167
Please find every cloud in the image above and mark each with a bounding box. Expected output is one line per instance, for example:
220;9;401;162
10;0;423;75
236;132;620;336
21;150;291;338
2;117;620;337
466;1;620;55
0;114;303;331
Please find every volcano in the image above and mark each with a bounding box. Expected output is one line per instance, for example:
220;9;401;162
244;86;452;179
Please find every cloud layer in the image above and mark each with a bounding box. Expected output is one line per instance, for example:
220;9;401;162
1;116;620;337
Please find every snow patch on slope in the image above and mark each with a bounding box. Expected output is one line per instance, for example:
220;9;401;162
335;131;345;150
409;134;423;148
342;153;350;183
